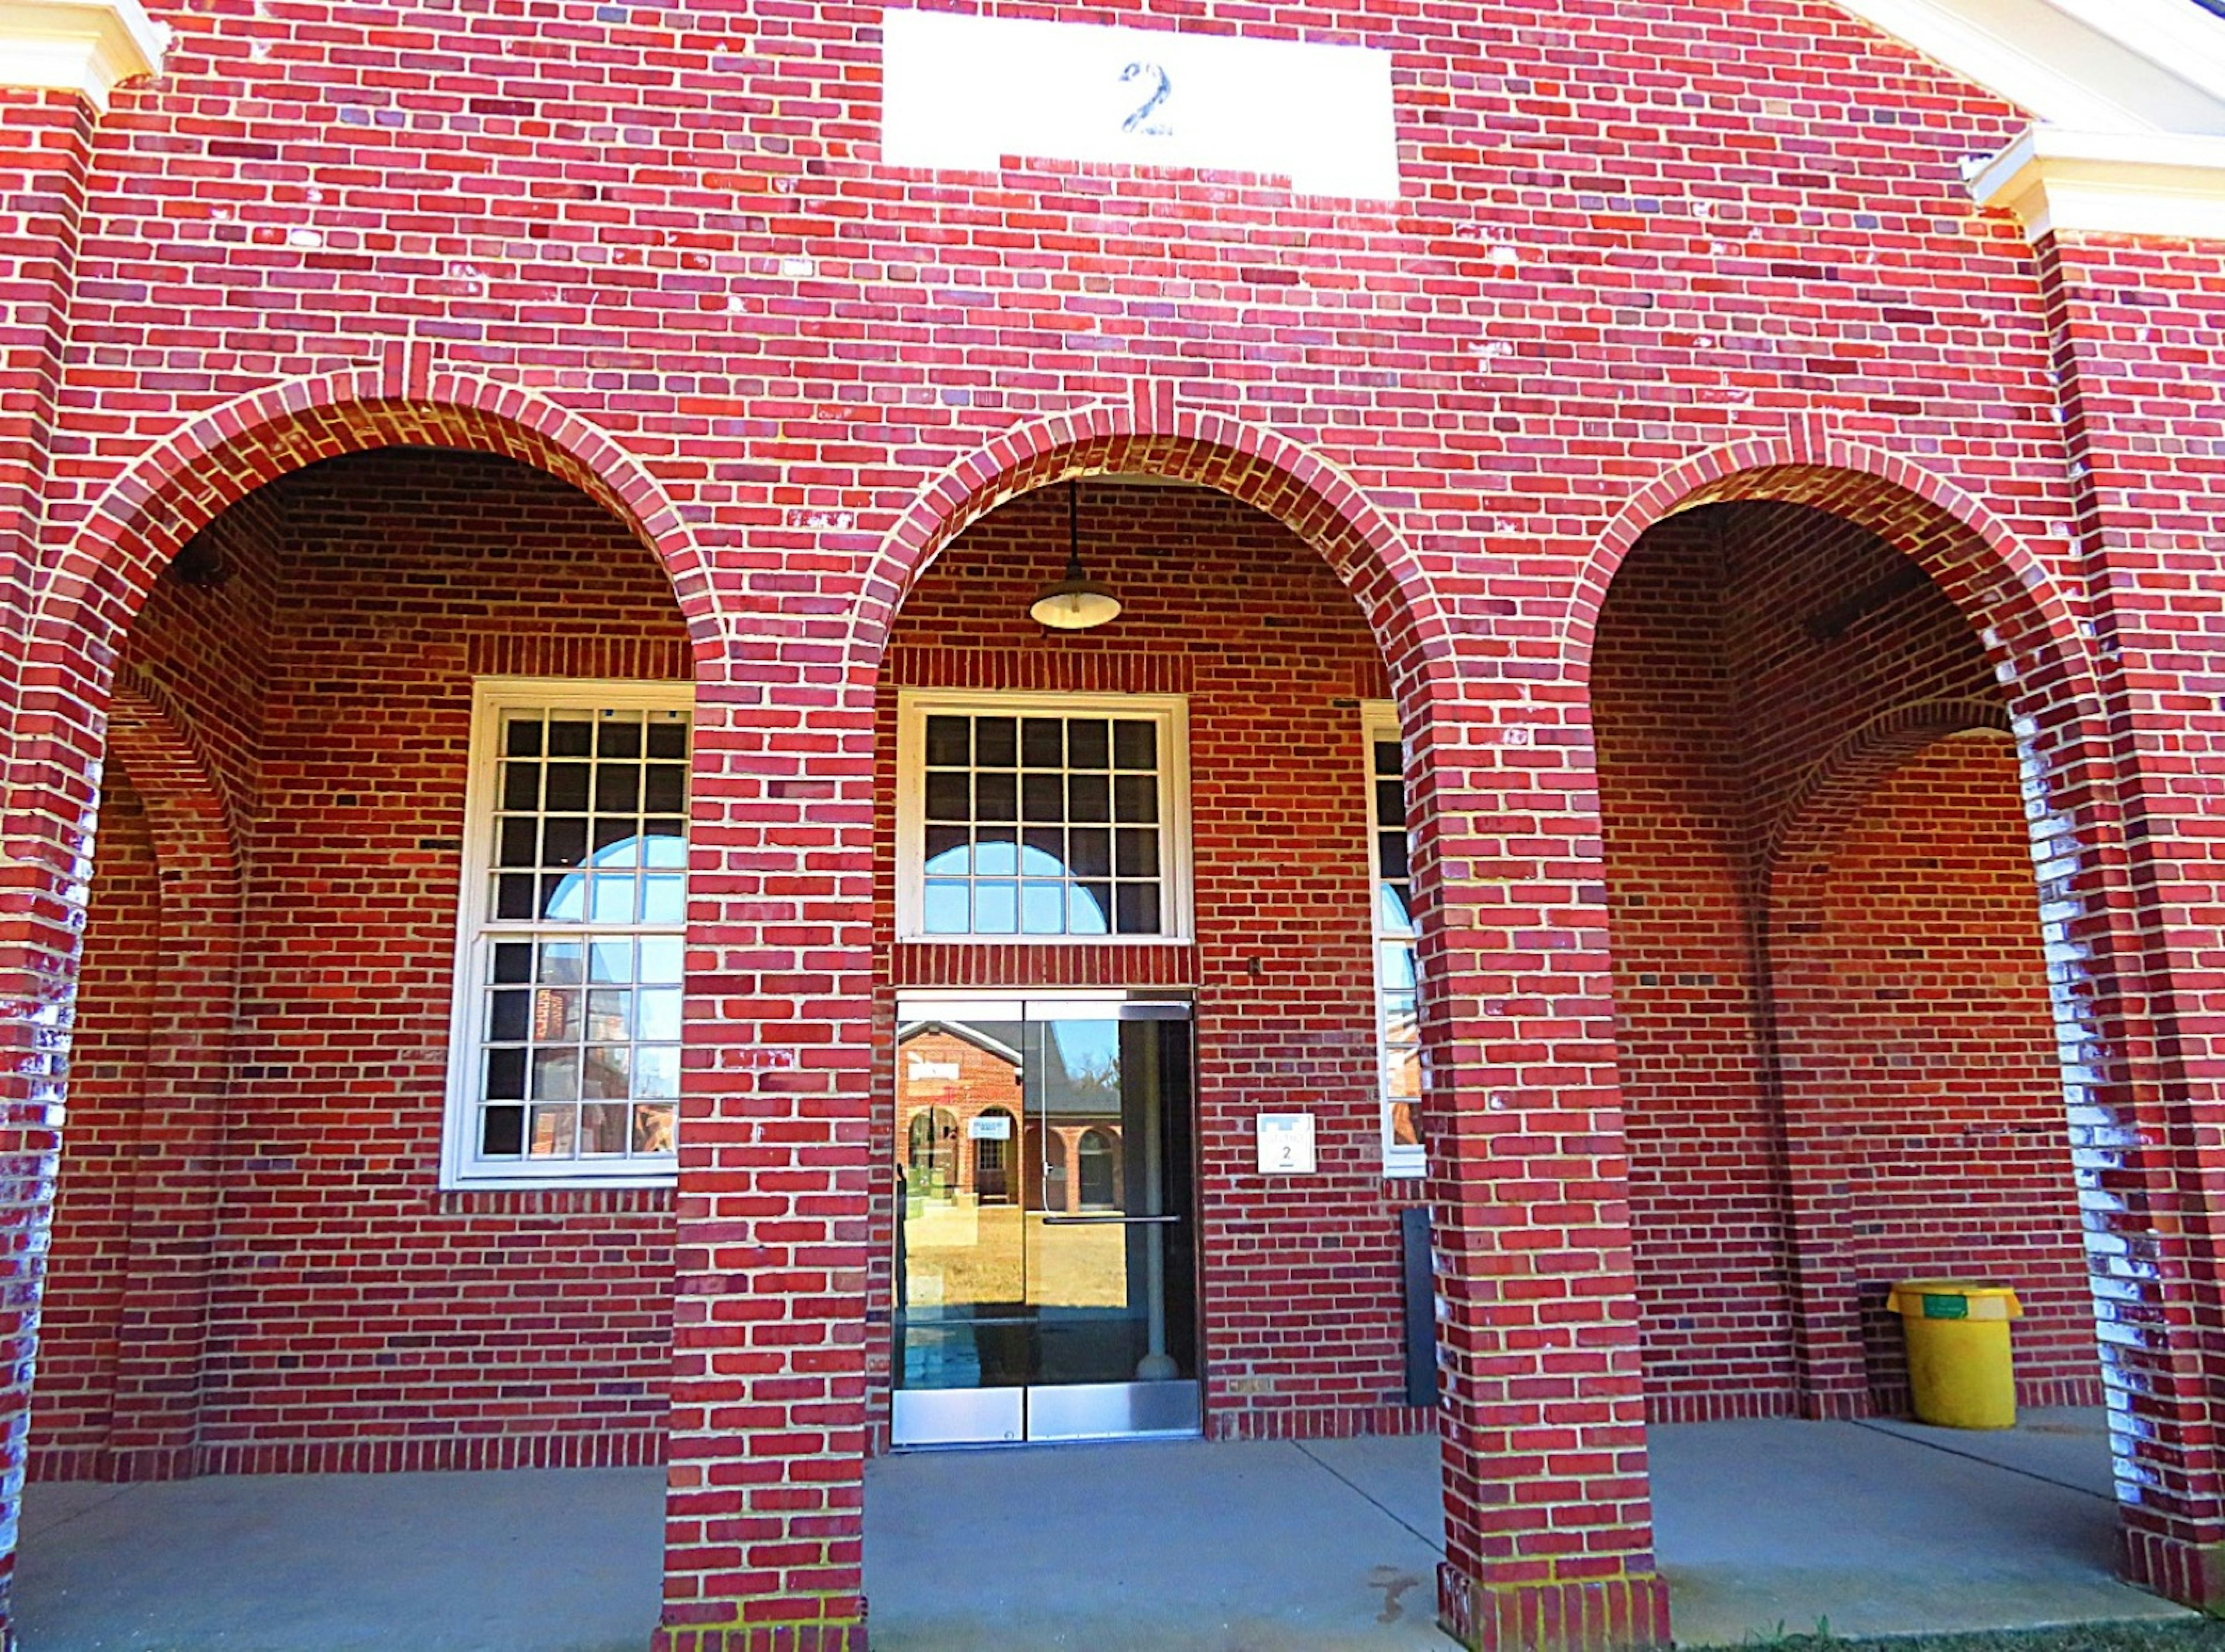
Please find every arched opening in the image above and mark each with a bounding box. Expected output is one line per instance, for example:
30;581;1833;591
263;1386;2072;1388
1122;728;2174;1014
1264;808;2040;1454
1587;481;2118;1635
972;1106;1017;1205
1075;1128;1118;1211
862;455;1450;1643
19;437;696;1649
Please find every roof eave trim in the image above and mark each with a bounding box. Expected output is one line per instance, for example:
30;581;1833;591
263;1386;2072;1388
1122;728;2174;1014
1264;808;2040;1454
0;0;168;113
1969;125;2225;240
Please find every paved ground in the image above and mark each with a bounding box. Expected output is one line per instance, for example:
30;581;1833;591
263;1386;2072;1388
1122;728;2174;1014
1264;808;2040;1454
1650;1410;2184;1646
13;1408;2188;1651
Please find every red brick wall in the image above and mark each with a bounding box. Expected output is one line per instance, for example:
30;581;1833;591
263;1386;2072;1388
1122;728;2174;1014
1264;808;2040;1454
16;0;2212;1635
1592;522;1797;1417
874;483;1426;1442
35;777;158;1470
1778;735;2095;1408
40;450;692;1475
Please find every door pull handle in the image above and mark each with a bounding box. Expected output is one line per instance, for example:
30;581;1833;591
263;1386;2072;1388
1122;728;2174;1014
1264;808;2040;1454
1038;1213;1181;1226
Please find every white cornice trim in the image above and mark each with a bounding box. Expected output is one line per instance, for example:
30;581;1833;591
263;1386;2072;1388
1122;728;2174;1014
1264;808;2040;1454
1834;0;2225;134
1969;125;2225;239
0;0;167;112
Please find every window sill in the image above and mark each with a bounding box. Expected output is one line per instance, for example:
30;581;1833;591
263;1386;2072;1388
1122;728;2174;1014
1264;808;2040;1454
897;933;1195;947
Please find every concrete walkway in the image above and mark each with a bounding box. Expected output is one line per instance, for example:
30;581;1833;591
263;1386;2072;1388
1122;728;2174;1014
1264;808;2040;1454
13;1409;2188;1651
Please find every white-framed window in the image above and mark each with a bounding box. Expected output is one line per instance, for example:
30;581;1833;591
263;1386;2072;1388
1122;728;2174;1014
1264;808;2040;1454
441;678;693;1190
1364;702;1426;1179
895;691;1192;943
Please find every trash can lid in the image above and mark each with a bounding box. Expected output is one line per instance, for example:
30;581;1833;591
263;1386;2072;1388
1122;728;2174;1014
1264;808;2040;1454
1887;1280;2022;1320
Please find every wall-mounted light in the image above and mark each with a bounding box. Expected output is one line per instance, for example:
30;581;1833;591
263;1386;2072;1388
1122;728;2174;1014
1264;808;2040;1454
1029;480;1122;632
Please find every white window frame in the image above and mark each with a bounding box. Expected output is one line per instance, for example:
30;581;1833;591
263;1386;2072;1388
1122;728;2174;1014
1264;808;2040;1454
895;690;1194;944
1364;701;1427;1180
440;676;694;1191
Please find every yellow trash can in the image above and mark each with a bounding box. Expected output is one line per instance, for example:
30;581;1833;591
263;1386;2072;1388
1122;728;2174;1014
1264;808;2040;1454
1887;1279;2022;1429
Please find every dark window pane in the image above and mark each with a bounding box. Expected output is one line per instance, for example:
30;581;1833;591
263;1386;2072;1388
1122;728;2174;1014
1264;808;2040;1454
644;764;686;814
544;818;589;868
975;717;1017;767
1068;774;1110;822
925;771;971;822
1375;779;1406;829
592;817;633;854
1022;718;1063;768
1022;773;1064;823
482;1104;526;1155
1377;829;1409;881
1114;721;1157;771
1114;775;1158;823
548;720;593;757
925;825;968;874
595;765;640;813
486;1048;527;1102
975;771;1017;822
505;719;543;758
1374;739;1402;779
1115;828;1159;878
1021;826;1064;876
496;874;536;920
489;989;530;1042
925;715;971;768
1115;882;1162;935
492;942;534;984
497;818;538;869
647;721;688;760
598;720;642;758
581;1102;630;1153
1068;828;1111;878
546;762;591;811
1068;719;1110;770
502;763;540;811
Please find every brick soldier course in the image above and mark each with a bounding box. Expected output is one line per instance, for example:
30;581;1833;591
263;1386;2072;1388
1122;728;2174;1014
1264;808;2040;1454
4;1;2225;1649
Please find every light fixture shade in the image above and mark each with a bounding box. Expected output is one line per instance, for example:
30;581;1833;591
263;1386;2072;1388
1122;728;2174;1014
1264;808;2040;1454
1030;575;1122;630
1031;479;1122;630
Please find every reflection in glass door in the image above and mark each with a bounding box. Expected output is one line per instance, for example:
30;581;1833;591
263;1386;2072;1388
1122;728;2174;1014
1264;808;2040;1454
892;994;1198;1446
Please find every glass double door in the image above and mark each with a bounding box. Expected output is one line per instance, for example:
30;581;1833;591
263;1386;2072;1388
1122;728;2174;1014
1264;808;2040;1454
892;994;1198;1446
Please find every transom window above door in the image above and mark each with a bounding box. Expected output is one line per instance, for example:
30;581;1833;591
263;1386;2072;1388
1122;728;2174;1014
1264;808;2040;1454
896;692;1192;943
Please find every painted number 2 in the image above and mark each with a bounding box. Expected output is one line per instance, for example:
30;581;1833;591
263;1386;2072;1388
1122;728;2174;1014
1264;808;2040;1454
1121;61;1172;137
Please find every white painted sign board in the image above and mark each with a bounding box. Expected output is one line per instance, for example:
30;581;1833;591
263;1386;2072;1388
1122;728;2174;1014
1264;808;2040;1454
881;8;1400;202
968;1113;1013;1141
1256;1111;1318;1175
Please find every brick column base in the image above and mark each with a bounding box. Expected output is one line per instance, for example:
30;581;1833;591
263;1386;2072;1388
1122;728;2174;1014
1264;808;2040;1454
2121;1525;2225;1612
652;1624;867;1651
1437;1563;1672;1652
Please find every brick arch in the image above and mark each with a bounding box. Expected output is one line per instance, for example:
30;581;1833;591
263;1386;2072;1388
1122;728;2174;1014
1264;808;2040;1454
1570;432;2092;714
851;406;1455;705
1764;696;2015;890
35;363;719;684
64;684;243;1480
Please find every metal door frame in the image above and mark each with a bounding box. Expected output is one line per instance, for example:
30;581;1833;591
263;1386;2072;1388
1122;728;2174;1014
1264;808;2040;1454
891;989;1202;1448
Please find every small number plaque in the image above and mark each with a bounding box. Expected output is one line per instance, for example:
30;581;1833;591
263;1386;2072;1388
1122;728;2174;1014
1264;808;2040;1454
1256;1112;1318;1175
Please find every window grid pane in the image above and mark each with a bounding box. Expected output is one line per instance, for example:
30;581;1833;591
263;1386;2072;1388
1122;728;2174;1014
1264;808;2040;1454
920;712;1167;938
1368;728;1424;1157
475;704;688;1169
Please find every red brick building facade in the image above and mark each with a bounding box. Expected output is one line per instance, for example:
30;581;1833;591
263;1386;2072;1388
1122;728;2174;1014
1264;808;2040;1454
5;0;2225;1647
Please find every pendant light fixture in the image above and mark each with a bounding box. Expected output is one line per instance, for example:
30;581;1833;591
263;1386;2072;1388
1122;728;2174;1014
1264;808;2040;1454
1029;479;1122;632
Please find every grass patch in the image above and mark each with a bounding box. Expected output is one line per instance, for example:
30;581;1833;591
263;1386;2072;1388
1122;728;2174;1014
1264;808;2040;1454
1687;1622;2225;1652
